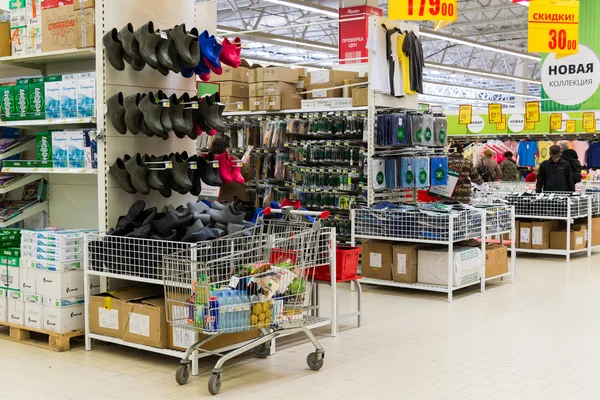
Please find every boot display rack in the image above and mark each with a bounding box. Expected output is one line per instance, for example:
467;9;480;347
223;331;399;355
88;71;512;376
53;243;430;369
351;205;516;302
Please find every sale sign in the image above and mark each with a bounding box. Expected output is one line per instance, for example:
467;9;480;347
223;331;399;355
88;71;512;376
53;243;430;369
488;104;502;124
458;105;472;124
525;101;541;122
528;0;579;55
339;5;382;64
389;0;458;21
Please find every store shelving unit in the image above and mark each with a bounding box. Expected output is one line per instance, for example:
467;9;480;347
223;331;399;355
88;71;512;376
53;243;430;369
2;166;97;174
223;106;368;117
351;205;515;302
0;140;36;160
0;48;96;65
0;202;48;228
0;174;44;194
0;117;96;129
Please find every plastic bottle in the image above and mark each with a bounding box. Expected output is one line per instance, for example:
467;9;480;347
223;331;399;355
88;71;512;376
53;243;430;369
226;291;234;333
217;290;226;332
205;295;219;332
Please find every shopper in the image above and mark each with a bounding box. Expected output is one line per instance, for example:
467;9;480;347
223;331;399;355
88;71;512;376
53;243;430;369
559;140;582;184
475;148;502;182
500;151;519;182
448;143;484;203
525;167;538;183
536;145;575;193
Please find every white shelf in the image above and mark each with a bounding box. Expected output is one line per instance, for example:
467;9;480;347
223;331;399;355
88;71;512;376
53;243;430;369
359;277;482;293
0;140;36;160
0;48;96;65
0;201;48;228
88;334;186;359
352;234;476;245
513;248;589;255
86;270;163;285
485;272;512;282
2;167;97;174
223;106;368;117
0;117;96;128
0;174;44;194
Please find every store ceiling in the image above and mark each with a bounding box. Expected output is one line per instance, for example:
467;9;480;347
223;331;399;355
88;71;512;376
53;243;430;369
216;0;539;107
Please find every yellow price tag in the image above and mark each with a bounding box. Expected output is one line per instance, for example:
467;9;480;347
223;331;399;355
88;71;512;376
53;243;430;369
583;112;595;130
458;105;472;125
550;113;563;130
488;103;502;124
525;101;540;123
496;114;507;130
587;127;596;133
528;0;579;55
389;0;457;21
525;120;536;130
566;120;576;133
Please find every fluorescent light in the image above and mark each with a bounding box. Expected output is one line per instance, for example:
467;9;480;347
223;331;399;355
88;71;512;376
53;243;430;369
423;80;540;99
424;62;541;85
272;38;337;51
421;30;540;61
420;93;515;106
216;28;235;34
263;0;339;18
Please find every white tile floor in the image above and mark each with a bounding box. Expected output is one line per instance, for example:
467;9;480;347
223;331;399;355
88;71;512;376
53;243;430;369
2;253;600;399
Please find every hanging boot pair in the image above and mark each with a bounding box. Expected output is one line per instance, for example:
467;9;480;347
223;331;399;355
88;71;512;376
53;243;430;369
211;150;245;185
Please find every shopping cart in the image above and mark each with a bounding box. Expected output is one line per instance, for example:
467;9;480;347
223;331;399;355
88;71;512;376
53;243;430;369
163;207;330;395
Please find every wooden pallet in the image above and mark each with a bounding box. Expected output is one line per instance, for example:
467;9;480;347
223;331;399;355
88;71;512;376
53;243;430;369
0;321;83;352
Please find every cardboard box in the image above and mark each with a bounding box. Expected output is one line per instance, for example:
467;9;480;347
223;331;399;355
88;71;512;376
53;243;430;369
0;22;11;57
41;0;73;9
218;81;249;98
24;293;43;329
43;299;84;333
263;95;301;111
307;83;343;99
572;223;589;246
263;82;296;96
519;221;532;249
9;1;26;28
74;6;94;48
391;244;421;283
360;240;392;281
248;67;263;83
0;265;19;290
10;27;26;57
330;98;352;109
309;70;358;85
418;247;482;287
249;97;263;112
7;289;24;325
221;96;248;112
249;82;263;97
550;230;586;250
36;269;83;298
0;288;7;322
592;216;600;246
122;297;168;348
263;67;298;83
297;77;308;90
301;99;314;110
294;67;306;77
531;220;559;250
352;87;368;107
73;0;93;10
19;267;36;293
342;77;369;97
42;5;76;52
89;286;162;338
208;66;248;83
485;244;508;278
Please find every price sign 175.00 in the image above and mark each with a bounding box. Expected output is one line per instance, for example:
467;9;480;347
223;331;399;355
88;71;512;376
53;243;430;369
389;0;458;22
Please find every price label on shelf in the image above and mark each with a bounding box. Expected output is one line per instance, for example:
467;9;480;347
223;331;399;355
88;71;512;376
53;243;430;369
487;103;502;124
389;0;458;21
583;112;595;129
525;101;540;123
566;119;576;133
550;113;563;130
528;0;579;55
458;105;472;125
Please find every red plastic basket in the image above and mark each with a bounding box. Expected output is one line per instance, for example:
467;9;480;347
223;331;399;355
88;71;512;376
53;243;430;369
313;246;362;282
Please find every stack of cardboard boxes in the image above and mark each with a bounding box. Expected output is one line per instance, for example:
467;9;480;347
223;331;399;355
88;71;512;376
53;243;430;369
361;239;509;284
516;219;593;251
207;66;249;112
0;229;99;333
303;70;361;110
247;67;302;111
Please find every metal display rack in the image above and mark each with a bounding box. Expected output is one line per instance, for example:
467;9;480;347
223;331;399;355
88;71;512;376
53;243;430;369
351;205;515;302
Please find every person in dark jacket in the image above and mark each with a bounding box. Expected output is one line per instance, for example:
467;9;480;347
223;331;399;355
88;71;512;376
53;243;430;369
500;151;519;182
559;141;582;184
536;145;575;193
448;143;484;203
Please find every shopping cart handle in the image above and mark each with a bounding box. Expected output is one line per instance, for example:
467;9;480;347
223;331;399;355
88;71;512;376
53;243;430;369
264;207;329;219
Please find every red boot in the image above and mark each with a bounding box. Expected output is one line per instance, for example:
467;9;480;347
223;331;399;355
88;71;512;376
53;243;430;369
212;151;233;184
230;155;245;184
281;198;301;209
219;37;242;68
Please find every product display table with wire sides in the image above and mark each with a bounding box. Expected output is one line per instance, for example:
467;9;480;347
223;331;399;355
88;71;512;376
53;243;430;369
499;192;593;262
351;203;515;302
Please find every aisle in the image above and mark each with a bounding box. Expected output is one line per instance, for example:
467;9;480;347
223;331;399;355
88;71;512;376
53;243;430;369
1;254;600;400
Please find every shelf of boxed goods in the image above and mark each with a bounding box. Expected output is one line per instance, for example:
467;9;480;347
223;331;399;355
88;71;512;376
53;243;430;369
2;165;98;174
350;205;515;302
223;106;369;117
0;48;96;66
0;174;44;194
0;140;36;160
0;117;96;129
0;201;48;228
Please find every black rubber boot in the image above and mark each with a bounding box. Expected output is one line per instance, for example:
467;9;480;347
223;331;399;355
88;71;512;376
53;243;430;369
170;24;200;68
124;153;150;195
102;28;125;71
123;93;143;135
106;92;127;134
134;21;161;68
170;152;193;189
109;157;136;194
118;23;145;71
139;92;168;138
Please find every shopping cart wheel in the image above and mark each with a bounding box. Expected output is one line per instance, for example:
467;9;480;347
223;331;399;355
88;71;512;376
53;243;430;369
175;365;190;385
254;343;271;358
307;352;324;371
208;373;221;395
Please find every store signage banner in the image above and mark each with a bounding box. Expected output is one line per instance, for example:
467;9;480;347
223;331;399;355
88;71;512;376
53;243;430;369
528;0;579;55
541;0;600;111
339;5;382;64
389;0;457;21
458;105;472;124
488;103;502;124
525;101;541;122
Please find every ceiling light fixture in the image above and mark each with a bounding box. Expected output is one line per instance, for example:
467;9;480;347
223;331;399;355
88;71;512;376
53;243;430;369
272;38;338;51
424;62;541;85
423;80;540;99
262;0;339;18
420;30;540;61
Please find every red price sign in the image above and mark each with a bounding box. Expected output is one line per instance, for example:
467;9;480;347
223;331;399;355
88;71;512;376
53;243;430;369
528;0;579;55
390;0;458;21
